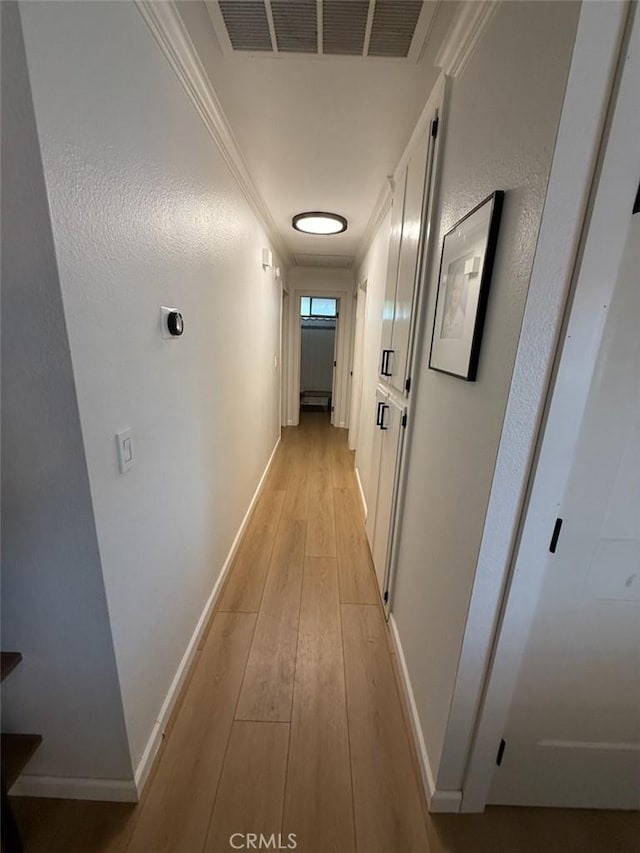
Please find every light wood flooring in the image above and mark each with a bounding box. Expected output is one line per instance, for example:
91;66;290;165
11;413;640;852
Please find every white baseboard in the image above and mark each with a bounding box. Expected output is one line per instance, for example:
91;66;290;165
10;438;282;804
388;614;462;814
133;435;281;796
354;466;367;520
10;775;138;802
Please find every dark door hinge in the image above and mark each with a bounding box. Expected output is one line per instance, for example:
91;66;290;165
333;361;337;367
331;406;335;412
401;412;408;428
549;517;563;553
496;739;506;766
383;590;389;604
633;181;640;215
405;376;411;393
431;116;439;138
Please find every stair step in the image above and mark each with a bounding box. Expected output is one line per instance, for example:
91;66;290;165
0;653;22;683
1;734;42;789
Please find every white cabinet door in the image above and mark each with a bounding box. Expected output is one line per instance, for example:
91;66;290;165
371;395;405;596
365;387;387;549
388;127;432;394
379;168;407;379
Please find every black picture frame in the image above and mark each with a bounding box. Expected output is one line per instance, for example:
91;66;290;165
428;190;504;381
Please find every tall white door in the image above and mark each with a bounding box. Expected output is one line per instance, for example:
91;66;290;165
388;126;432;394
379;168;407;375
366;387;387;550
489;212;640;809
371;394;405;597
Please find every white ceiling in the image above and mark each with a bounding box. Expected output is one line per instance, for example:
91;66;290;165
178;1;458;266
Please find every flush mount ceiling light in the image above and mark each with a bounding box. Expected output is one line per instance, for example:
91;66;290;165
292;212;348;235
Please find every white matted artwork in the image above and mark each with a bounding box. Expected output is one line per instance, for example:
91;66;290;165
429;191;504;380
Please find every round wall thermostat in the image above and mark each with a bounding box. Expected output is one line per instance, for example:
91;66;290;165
167;311;184;336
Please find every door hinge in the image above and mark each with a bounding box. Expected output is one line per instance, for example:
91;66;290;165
496;739;506;766
333;360;337;367
633;181;640;215
401;412;408;428
405;376;411;394
431;116;439;138
331;406;335;412
383;590;389;604
549;517;563;553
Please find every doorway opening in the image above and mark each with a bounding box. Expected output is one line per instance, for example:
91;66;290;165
299;296;338;421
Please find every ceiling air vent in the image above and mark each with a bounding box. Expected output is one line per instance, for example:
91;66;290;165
368;0;424;57
292;254;354;269
272;1;317;53
323;1;369;56
208;0;435;61
218;1;272;51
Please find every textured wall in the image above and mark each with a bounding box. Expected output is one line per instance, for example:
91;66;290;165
1;1;132;781
19;1;283;773
391;0;580;785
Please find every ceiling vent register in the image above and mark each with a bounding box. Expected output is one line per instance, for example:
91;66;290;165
211;0;433;60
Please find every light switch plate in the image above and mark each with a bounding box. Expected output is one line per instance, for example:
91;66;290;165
116;429;134;473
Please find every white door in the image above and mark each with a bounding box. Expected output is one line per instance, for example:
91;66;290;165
371;395;405;597
366;387;387;549
349;285;367;451
379;168;407;377
489;211;640;809
388;126;432;394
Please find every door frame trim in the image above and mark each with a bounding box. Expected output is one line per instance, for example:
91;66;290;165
460;0;639;811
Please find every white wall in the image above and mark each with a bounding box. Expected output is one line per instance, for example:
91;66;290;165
18;0;283;781
1;1;132;784
284;268;355;427
354;211;391;514
389;0;580;788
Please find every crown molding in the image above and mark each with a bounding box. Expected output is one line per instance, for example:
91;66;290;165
435;0;501;78
135;1;290;266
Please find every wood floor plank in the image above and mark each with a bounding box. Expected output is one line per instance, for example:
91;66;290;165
331;447;357;490
203;721;290;853
264;444;293;492
217;490;285;612
306;471;336;557
334;487;379;605
341;603;431;853
236;519;305;721
126;612;256;853
282;461;311;521
283;557;356;853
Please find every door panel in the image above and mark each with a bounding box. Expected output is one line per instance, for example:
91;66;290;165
366;388;387;549
389;128;431;394
489;215;640;809
372;396;405;596
379;168;407;378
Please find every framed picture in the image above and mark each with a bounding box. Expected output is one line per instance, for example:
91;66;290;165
429;191;504;381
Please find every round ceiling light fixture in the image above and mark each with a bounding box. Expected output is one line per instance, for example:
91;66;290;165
292;211;348;235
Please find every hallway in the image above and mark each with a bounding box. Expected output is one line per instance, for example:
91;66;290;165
12;417;640;853
125;411;429;853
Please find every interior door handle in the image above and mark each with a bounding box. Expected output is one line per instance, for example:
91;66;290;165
380;404;389;430
376;401;385;427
